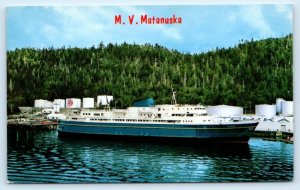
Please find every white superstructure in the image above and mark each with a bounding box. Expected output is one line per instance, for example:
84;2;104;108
76;103;250;125
47;113;67;120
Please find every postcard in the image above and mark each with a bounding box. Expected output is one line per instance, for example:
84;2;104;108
6;4;293;183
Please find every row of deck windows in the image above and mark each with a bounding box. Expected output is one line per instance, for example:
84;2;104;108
83;113;104;116
158;107;205;111
90;118;109;121
88;118;193;123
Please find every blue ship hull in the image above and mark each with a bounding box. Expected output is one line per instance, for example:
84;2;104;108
58;120;258;143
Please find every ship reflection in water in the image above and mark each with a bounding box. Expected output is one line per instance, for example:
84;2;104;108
7;128;293;183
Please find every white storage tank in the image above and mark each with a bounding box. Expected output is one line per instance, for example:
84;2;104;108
255;104;276;118
207;105;243;117
53;99;65;108
83;98;95;108
66;98;81;108
45;101;53;108
53;103;60;113
282;101;293;116
97;95;113;107
34;99;46;108
34;100;53;108
276;98;284;114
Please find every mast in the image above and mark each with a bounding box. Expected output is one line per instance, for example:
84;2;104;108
171;88;177;105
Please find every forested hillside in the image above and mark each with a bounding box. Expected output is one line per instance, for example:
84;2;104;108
7;34;293;113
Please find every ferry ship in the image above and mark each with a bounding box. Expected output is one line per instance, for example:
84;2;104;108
58;91;258;143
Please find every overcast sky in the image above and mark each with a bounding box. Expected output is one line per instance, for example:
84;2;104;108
6;5;293;53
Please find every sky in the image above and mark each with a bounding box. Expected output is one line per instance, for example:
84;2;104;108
6;5;293;53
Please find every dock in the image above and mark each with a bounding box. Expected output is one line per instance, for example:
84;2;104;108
7;114;58;130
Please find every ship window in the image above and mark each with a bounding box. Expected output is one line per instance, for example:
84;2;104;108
101;113;104;116
94;113;100;116
158;108;161;111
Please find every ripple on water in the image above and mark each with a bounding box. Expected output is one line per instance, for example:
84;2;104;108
7;129;294;183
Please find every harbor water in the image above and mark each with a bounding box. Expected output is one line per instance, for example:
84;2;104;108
7;128;293;183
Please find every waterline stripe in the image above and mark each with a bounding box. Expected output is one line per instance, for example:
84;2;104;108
60;123;252;130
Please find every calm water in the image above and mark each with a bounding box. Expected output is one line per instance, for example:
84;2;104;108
7;128;293;183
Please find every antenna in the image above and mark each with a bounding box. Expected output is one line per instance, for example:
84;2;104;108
171;88;177;105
